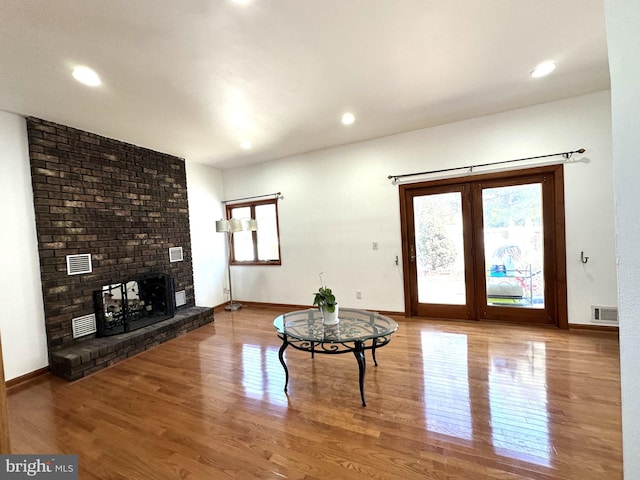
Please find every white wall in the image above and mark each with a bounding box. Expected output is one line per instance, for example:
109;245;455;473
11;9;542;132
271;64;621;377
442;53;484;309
222;91;616;324
605;1;640;478
185;162;227;307
0;110;48;380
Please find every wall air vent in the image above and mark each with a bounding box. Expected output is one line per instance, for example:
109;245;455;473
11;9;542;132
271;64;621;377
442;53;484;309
66;254;92;275
175;290;187;307
72;313;97;338
591;305;619;325
169;246;183;262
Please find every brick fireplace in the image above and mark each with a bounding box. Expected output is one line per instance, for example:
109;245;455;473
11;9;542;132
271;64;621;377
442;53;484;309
26;117;213;379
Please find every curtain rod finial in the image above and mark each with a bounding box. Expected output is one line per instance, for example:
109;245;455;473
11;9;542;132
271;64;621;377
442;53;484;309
577;148;586;154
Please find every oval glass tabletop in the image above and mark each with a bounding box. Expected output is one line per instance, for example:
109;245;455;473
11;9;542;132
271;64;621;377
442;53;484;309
273;308;398;343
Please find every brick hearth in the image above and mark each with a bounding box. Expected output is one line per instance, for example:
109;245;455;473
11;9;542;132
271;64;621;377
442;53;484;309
50;306;213;381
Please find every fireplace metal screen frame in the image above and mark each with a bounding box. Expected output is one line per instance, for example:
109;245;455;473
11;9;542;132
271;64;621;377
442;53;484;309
93;273;176;337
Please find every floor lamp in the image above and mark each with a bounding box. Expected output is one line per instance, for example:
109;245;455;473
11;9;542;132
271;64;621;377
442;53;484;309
216;217;258;311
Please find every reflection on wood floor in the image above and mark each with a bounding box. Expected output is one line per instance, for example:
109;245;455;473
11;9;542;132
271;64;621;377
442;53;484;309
7;307;622;479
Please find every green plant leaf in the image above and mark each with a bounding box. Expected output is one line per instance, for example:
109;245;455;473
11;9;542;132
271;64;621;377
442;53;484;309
313;285;337;310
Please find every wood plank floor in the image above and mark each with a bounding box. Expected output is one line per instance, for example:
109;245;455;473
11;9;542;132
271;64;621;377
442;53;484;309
7;307;622;479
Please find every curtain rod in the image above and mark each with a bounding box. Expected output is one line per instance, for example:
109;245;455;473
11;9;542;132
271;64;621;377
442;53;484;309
222;192;282;204
387;148;586;184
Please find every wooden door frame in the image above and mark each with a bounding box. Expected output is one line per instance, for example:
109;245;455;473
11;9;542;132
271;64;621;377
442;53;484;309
471;172;560;325
401;183;476;320
399;164;568;328
0;329;11;453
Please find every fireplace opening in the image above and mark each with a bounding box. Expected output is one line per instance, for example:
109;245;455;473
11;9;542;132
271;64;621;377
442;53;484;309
93;273;176;337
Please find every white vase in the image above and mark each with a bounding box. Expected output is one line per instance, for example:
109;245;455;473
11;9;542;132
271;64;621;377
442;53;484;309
321;303;340;325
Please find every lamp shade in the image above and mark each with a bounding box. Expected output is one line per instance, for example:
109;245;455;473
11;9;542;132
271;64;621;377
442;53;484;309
229;218;244;233
215;219;230;232
246;219;258;231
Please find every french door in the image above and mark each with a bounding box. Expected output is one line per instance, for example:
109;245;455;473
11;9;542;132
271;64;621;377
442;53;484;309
399;165;567;327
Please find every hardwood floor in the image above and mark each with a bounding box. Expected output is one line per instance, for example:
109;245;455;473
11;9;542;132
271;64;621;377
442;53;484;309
7;307;622;479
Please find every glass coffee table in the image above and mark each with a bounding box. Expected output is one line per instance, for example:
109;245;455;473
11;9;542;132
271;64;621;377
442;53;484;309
273;308;398;406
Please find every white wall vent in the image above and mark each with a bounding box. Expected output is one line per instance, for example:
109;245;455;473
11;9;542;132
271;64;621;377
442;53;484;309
169;246;183;262
72;313;97;338
66;254;92;275
175;290;187;307
592;305;619;325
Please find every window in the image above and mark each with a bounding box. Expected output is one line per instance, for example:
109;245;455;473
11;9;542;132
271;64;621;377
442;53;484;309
226;198;281;265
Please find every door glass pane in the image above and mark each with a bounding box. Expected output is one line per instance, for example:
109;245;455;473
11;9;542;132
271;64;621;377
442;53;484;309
413;192;466;304
483;183;544;308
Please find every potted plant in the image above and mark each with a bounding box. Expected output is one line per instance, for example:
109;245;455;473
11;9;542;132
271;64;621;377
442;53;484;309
313;285;339;325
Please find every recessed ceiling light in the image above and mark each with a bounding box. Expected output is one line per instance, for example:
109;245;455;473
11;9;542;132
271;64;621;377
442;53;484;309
531;61;556;78
240;140;252;150
341;112;355;125
72;66;101;86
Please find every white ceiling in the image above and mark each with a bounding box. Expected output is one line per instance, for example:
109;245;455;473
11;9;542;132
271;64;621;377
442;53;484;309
0;0;610;170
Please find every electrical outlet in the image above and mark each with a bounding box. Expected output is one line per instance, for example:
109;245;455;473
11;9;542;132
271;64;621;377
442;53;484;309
372;242;378;250
356;290;362;299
